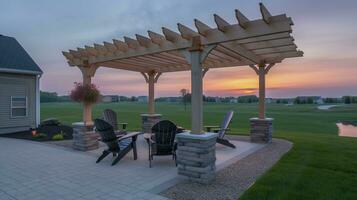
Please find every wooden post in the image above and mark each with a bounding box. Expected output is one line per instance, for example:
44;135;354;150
190;50;203;134
258;64;266;119
148;71;155;114
82;71;92;125
79;66;97;126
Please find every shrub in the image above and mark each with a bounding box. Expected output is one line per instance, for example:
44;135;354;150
52;132;66;141
32;133;47;140
70;82;100;104
40;118;60;126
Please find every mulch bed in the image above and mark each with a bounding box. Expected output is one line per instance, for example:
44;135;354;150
0;124;73;142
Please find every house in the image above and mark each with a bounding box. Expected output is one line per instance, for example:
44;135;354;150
102;95;119;103
137;96;148;102
0;35;43;134
265;98;276;104
214;97;221;103
229;98;238;103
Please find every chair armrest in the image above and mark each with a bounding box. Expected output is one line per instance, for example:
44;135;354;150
204;125;220;132
118;122;128;130
212;128;230;133
118;132;141;141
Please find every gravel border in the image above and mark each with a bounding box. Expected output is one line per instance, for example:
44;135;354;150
161;136;293;200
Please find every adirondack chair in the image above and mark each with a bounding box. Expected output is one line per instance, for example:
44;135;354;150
94;119;140;166
147;120;178;167
102;109;128;134
205;110;236;148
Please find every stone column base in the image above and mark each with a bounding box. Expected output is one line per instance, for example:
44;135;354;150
72;122;99;151
250;118;273;143
140;114;162;133
176;132;218;184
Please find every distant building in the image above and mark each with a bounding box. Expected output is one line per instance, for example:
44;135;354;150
229;98;238;103
0;35;43;134
102;95;119;103
137;96;148;102
265;98;275;104
214;97;221;103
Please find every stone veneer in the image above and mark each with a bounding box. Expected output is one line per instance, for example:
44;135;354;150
140;114;162;133
250;118;273;143
72;122;99;151
176;132;218;184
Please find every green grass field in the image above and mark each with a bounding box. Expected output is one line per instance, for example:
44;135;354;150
41;102;357;199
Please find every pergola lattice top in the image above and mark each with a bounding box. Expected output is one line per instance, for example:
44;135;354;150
62;3;303;73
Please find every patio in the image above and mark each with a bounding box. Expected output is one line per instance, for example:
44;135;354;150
0;136;265;200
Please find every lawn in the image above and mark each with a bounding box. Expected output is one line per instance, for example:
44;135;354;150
41;102;357;199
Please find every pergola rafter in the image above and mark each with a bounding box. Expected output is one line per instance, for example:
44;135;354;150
62;3;303;133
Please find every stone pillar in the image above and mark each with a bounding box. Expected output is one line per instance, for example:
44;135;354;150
250;118;273;143
72;122;99;151
140;114;162;133
176;132;218;184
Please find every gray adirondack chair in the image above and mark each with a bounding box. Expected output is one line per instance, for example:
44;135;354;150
205;110;236;148
147;120;178;167
94;119;140;166
102;109;128;133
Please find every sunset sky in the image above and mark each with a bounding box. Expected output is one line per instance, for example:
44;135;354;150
1;0;357;98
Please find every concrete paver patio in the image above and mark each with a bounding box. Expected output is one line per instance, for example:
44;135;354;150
0;136;264;200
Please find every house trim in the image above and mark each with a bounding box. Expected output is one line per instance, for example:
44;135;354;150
0;68;42;75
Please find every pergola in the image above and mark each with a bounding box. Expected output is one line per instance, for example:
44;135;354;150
62;3;303;135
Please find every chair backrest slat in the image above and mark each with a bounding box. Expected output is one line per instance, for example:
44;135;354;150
151;120;178;154
94;119;120;151
218;110;234;138
103;109;118;130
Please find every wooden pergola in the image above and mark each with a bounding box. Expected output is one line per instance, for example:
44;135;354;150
63;3;303;135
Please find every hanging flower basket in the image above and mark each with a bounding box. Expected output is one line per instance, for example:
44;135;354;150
70;82;100;104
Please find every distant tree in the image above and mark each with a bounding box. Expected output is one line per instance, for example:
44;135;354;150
351;96;357;104
130;96;137;102
343;96;352;104
237;95;258;103
40;91;58;103
58;95;71;102
180;89;189;111
307;97;314;104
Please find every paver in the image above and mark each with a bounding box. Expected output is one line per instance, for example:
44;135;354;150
0;136;263;200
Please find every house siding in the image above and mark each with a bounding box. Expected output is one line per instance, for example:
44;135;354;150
0;73;37;134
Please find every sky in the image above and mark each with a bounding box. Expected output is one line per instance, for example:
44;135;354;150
1;0;357;98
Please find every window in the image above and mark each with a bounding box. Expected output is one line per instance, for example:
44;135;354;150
11;96;27;117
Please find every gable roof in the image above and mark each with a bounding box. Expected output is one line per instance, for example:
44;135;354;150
0;35;43;75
